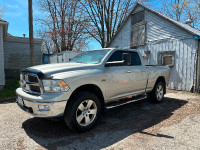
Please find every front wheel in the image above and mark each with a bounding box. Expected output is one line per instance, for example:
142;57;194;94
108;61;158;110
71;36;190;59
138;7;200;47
148;82;165;103
64;91;102;132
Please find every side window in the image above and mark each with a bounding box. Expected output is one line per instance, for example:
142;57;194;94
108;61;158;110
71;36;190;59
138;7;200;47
131;52;142;66
107;51;142;66
107;51;124;62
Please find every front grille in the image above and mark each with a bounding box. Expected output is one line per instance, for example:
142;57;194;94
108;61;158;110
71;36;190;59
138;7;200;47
21;73;43;95
30;85;40;93
28;75;38;83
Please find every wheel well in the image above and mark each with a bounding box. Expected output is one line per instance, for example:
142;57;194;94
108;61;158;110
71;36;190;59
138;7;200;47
69;84;105;108
155;76;166;94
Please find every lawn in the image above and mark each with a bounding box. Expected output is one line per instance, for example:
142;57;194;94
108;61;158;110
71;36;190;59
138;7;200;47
0;79;20;99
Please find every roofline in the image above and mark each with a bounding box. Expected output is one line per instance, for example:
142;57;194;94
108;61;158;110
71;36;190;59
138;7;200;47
4;37;43;44
107;2;200;47
106;3;141;47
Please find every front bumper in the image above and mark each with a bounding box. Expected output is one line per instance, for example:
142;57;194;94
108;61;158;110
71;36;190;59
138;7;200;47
16;88;68;118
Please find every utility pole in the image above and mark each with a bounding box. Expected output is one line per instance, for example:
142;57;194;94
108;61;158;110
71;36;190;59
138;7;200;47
28;0;34;66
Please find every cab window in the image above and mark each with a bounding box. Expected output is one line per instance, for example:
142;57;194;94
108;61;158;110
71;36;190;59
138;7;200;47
107;51;141;66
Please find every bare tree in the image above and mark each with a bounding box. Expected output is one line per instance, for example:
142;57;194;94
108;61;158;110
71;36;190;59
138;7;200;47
80;0;137;48
0;6;5;18
28;0;35;66
36;0;88;53
161;0;193;21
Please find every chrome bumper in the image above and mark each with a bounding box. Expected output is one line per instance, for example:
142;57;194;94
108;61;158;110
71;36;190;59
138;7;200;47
16;88;68;118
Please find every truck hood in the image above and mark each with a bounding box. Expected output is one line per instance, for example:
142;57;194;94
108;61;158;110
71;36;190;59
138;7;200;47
23;63;97;78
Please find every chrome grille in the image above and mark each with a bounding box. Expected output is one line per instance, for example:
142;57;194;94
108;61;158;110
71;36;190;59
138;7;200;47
21;73;43;95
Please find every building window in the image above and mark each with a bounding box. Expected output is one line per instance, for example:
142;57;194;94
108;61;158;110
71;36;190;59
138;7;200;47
157;51;175;67
131;10;146;48
162;55;173;66
131;10;145;26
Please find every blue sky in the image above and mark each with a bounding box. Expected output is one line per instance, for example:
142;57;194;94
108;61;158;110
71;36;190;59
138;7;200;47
0;0;101;49
0;0;30;37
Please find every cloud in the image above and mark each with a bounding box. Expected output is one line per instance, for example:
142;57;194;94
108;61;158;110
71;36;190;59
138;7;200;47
7;4;19;9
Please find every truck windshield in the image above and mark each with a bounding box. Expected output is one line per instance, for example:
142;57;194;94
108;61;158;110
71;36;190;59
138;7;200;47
70;50;110;64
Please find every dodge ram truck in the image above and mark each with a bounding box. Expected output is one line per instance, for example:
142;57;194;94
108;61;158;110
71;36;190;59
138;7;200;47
16;48;170;132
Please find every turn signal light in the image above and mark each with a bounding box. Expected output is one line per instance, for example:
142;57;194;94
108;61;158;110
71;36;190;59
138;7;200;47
59;80;67;87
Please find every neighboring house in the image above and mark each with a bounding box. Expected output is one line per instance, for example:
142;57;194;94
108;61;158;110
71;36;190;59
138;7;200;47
107;3;200;92
0;18;42;86
0;19;7;86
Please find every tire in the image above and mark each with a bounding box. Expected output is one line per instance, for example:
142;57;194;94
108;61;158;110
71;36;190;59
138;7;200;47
64;91;102;132
148;82;165;103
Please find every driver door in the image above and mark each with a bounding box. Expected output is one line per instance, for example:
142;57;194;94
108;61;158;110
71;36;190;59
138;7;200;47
104;51;135;100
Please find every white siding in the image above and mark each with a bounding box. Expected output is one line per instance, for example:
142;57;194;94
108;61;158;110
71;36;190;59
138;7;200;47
0;26;5;85
137;39;198;91
109;16;131;48
146;10;193;42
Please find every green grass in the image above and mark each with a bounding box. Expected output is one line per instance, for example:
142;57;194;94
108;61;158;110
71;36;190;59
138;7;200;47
0;79;20;99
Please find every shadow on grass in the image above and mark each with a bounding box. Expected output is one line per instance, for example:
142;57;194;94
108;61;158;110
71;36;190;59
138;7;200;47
22;97;187;149
0;79;19;103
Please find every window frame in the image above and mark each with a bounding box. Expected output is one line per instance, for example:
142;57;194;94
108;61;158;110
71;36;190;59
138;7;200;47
162;55;174;67
106;50;142;67
131;9;145;27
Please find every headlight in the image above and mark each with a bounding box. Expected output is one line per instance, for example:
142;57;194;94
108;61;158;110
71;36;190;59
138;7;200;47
42;80;70;92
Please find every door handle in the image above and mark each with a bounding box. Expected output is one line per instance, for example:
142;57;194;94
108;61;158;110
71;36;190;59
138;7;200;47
126;70;132;73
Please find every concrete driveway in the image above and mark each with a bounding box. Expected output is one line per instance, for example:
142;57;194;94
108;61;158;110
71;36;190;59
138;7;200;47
0;90;200;150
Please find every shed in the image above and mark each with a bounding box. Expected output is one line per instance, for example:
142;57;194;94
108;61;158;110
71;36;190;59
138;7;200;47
107;3;200;92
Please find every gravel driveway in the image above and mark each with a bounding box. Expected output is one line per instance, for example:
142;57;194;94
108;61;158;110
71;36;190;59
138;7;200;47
0;90;200;150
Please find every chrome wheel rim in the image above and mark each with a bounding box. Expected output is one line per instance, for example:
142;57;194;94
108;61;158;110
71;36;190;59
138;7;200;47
156;84;164;101
76;100;97;126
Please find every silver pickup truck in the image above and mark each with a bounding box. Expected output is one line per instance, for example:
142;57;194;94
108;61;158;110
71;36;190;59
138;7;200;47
16;48;170;132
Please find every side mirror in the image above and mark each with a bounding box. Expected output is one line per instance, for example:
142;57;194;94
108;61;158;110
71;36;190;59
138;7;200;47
123;53;131;66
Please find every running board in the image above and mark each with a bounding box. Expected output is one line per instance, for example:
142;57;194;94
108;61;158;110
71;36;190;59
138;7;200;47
106;95;147;109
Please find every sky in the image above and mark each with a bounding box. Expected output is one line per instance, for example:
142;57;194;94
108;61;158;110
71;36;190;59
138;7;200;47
0;0;101;50
0;0;30;37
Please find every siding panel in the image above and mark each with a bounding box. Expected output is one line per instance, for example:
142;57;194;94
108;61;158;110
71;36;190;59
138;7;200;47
137;39;198;91
146;11;193;42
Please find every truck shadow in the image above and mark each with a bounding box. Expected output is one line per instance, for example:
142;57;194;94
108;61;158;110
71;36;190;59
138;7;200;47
22;97;187;149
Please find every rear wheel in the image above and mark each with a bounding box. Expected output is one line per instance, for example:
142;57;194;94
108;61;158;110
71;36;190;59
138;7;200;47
64;91;102;132
149;82;165;103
